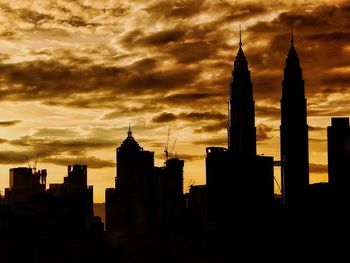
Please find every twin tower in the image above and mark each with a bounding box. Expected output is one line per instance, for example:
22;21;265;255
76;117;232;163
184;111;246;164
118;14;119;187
206;29;309;261
227;28;309;205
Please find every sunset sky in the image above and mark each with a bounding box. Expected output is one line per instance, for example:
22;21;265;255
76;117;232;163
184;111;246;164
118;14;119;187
0;0;349;202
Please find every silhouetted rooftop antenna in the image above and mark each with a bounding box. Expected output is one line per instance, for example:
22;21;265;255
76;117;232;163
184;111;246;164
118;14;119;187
127;123;132;138
239;24;242;47
291;24;294;45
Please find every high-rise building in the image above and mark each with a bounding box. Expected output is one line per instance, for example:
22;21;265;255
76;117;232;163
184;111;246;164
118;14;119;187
328;117;350;199
106;127;155;234
206;32;274;263
228;31;256;157
280;30;309;206
6;167;46;204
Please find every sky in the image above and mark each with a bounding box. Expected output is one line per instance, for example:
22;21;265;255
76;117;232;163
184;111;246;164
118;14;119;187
0;0;349;202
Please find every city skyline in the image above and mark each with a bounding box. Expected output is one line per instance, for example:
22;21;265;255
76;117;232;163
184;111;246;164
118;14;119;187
1;0;350;202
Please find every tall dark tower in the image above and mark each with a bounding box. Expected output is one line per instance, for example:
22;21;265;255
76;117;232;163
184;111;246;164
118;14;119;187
228;28;256;156
280;28;309;206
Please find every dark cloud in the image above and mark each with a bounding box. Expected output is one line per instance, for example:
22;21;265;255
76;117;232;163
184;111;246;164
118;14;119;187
103;104;164;119
9;135;115;156
125;29;187;47
152;112;177;123
256;124;274;142
0;138;7;144
255;105;280;120
309;126;326;132
32;128;79;138
176;154;204;162
310;163;328;174
164;92;222;105
309;138;327;143
193;137;227;146
166;41;221;64
218;2;269;22
152;111;225;123
42;156;114;169
0;149;114;168
0;59;201;107
0;120;21;127
0;150;31;164
145;0;206;19
193;120;226;133
179;111;225;121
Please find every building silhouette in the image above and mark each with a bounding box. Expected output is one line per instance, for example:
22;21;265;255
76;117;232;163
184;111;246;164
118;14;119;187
206;31;274;263
228;30;256;156
280;29;309;206
328;117;350;202
1;27;350;263
0;164;103;263
105;127;187;262
5;167;46;204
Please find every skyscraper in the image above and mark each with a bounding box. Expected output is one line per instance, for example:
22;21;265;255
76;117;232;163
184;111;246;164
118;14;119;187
113;127;155;233
328;117;350;200
280;29;309;206
228;30;256;157
206;30;274;263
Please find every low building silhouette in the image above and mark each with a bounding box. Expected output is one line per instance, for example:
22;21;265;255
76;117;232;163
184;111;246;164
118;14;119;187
0;164;103;263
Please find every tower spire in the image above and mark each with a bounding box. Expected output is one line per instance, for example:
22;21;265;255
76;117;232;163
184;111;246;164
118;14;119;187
127;123;132;138
239;24;242;47
228;24;256;156
290;24;294;45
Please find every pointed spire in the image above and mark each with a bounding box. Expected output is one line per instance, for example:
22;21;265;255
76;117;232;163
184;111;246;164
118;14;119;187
235;24;246;62
239;24;242;47
287;24;299;62
127;123;132;138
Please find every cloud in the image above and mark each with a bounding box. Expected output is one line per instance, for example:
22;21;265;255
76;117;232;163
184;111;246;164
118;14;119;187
193;120;226;133
152;111;225;123
0;150;39;164
152;112;177;123
32;128;79;138
310;163;328;174
145;0;206;19
255;105;280;120
193;137;227;146
0;149;114;168
256;124;274;142
0;59;201;108
309;126;326;132
0;120;21;127
9;135;115;156
122;28;186;47
176;154;204;162
164;92;222;105
42;156;114;169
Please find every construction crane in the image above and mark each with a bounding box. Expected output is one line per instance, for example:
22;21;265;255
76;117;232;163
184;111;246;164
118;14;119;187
169;138;177;159
33;153;39;173
164;125;170;162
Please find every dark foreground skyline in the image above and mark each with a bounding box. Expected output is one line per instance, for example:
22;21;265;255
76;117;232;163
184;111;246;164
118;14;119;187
0;21;349;261
1;0;350;201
